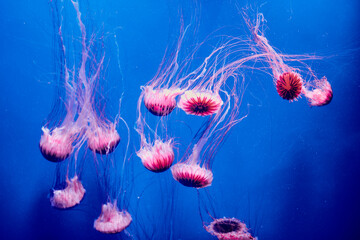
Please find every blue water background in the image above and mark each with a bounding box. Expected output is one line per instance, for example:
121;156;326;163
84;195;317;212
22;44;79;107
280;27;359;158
0;0;359;239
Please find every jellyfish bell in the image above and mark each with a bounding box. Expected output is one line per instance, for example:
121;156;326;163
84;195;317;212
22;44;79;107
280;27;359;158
87;124;120;155
205;217;257;240
143;86;181;116
303;77;333;106
94;201;132;234
40;127;73;162
178;90;224;116
137;139;175;173
50;175;86;209
276;72;303;101
171;163;213;188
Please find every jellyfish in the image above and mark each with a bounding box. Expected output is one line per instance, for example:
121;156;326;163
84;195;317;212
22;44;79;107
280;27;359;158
276;72;302;101
197;187;258;240
50;175;86;209
243;11;333;106
86;104;121;155
137;139;175;173
140;22;189;117
40;126;75;162
94;201;132;234
205;217;257;240
178;90;224;116
175;43;229;117
39;16;84;163
143;86;180;117
303;76;333;106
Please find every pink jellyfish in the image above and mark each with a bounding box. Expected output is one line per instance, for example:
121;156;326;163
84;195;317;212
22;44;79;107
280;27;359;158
40;126;75;162
178;90;223;116
243;11;333;106
50;175;86;209
94;201;132;234
205;217;257;240
140;23;189;117
137;138;175;173
303;76;333;106
39;23;83;163
143;86;180;117
175;43;229;117
198;188;257;240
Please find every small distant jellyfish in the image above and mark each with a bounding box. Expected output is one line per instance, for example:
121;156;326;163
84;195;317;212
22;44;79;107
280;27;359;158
178;90;223;116
303;77;333;106
40;127;73;162
205;217;257;240
50;175;86;209
276;72;303;101
137;139;175;172
94;201;132;234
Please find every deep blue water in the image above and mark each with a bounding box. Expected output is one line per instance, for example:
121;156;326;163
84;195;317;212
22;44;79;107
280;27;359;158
0;0;359;239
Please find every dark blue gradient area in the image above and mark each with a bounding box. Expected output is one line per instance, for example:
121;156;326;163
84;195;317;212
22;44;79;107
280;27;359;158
0;0;359;239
